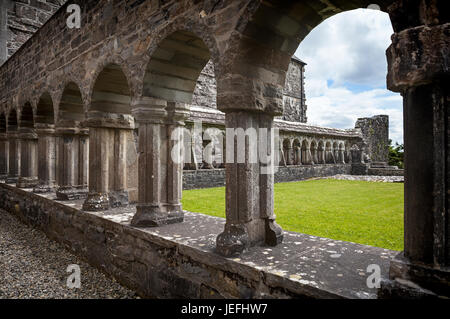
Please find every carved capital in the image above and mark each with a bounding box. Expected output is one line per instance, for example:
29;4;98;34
387;23;450;92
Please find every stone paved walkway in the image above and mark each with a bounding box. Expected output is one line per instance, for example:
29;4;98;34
0;209;138;299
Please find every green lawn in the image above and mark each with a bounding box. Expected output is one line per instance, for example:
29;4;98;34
182;179;404;251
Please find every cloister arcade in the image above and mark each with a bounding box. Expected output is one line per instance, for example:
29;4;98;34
0;0;448;297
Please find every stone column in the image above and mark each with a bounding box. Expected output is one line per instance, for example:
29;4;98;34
33;124;56;193
339;147;345;164
16;127;38;188
379;11;450;297
6;131;19;183
0;133;8;180
216;111;283;256
55;127;89;200
287;145;293;165
294;145;301;165
318;145;325;164
130;97;189;227
83;111;135;211
311;145;318;165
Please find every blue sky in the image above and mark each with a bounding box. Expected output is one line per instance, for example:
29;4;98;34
295;8;403;144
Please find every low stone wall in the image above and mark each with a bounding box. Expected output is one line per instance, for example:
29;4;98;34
183;164;352;190
368;168;404;177
275;164;352;183
183;169;226;190
0;183;396;299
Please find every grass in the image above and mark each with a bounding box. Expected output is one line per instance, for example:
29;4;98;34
182;179;404;251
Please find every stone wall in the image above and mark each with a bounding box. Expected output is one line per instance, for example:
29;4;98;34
0;183;396;299
281;57;307;123
183;165;352;190
0;0;67;65
1;1;307;124
355;115;390;163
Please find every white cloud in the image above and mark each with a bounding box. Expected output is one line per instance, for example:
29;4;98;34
295;8;403;143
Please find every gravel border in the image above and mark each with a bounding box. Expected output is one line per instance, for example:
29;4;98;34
0;209;138;299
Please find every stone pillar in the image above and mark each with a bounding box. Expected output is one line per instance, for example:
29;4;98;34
287;146;294;165
83;112;135;211
294;145;301;165
333;147;339;164
16;128;38;188
379;10;450;297
339;147;345;164
311;145;318;165
55;127;89;200
33;124;56;193
6;132;19;183
216;111;283;256
0;133;8;180
318;145;325;164
130;97;189;227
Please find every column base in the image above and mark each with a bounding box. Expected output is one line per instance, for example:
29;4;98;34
216;224;250;257
109;190;129;208
82;191;130;211
82;193;110;211
33;182;55;194
265;219;284;246
0;174;7;182
16;177;39;189
56;186;88;201
130;204;184;227
216;220;284;257
5;176;18;184
378;252;450;299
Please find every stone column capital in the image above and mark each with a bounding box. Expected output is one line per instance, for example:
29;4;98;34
35;123;55;137
387;23;450;92
85;111;135;130
55;126;88;136
6;131;18;139
131;97;189;125
18;128;37;140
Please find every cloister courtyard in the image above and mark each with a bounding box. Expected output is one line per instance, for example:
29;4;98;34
183;178;404;251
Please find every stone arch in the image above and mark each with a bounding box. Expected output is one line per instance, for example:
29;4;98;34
0;112;6;133
19;103;34;129
36;93;55;125
142;29;213;104
88;60;134;112
83;62;137;211
58;82;85;127
7;109;18;132
131;26;219;227
17;102;38;188
218;0;391;115
54;81;89;200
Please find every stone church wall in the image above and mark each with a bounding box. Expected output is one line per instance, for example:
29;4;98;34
355;115;390;163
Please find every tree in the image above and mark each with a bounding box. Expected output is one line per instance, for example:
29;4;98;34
388;139;404;169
